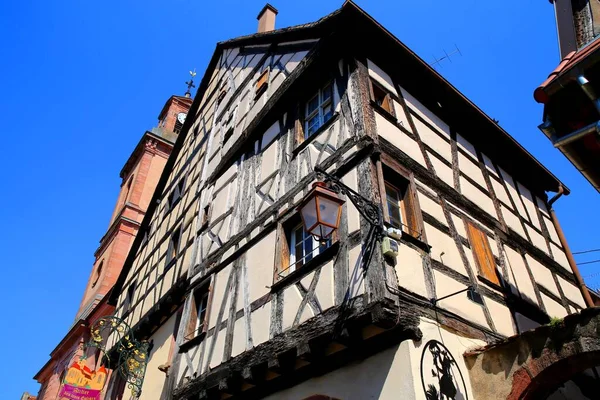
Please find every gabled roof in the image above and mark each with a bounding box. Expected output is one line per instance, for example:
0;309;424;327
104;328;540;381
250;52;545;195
110;1;567;306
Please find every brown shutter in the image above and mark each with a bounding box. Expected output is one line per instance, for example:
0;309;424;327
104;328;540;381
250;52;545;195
185;295;198;340
255;69;269;95
466;221;499;285
402;184;420;237
274;223;290;281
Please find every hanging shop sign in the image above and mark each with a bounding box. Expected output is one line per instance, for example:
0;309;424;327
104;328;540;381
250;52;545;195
420;340;468;400
57;360;107;400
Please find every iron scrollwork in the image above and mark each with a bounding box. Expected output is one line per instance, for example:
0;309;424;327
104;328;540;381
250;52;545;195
86;316;149;398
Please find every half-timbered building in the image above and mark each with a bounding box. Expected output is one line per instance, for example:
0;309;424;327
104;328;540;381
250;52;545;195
105;3;600;399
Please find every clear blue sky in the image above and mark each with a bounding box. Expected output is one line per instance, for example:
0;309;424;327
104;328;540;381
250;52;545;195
1;0;598;397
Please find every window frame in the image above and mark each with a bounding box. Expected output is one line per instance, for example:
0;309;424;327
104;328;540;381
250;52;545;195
122;279;136;315
183;283;213;344
167;178;186;211
369;78;395;117
274;214;335;283
378;156;423;240
464;220;501;287
303;81;334;140
165;227;182;270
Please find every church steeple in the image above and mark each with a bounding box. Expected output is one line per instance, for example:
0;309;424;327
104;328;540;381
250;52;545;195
75;81;193;318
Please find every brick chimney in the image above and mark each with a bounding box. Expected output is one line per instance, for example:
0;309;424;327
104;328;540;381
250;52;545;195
257;4;278;33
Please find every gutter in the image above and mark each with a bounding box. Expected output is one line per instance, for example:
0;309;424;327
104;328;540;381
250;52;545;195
548;185;594;307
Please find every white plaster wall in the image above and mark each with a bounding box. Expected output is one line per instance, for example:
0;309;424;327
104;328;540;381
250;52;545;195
367;59;398;95
396;244;428;297
503;245;538;305
526;226;549;255
246;230;277;301
392;99;411;131
208;264;232;330
282;284;303;331
400;87;451;138
502;206;527;239
348;245;366;298
517;182;541;229
433;271;490;329
263;341;416;400
486;298;517;337
459;177;497;218
456;133;477;157
525;255;560;298
550;242;571;271
417;191;445;226
314;260;335;312
413;118;451;162
251;301;272;346
376;113;426;167
209;328;227;369
458;152;486;188
541;293;568;318
558;276;586;308
136;313;176;400
429;154;454;186
426;223;468;276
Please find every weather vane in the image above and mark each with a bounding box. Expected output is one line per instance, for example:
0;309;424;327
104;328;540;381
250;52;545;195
185;69;197;98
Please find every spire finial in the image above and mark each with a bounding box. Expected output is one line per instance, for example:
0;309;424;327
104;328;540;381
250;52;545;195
185;69;197;98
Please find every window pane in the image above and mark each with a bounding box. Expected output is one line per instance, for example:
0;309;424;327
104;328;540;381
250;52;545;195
322;103;333;124
306;115;320;136
387;201;402;228
322;83;332;102
307;94;319;116
304;235;314;262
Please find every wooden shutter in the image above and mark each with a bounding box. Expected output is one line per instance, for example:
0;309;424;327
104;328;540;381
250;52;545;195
185;295;198;340
274;223;290;281
255;69;269;95
402;184;420;237
466;221;499;285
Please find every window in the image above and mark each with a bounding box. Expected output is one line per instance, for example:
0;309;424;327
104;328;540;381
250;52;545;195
465;221;500;286
223;127;234;144
92;261;103;288
371;79;394;115
385;182;403;229
381;162;421;237
167;178;185;210
255;69;269;97
201;204;211;229
304;82;334;138
166;227;181;269
123;280;136;314
174;118;183;134
277;219;331;280
184;287;211;341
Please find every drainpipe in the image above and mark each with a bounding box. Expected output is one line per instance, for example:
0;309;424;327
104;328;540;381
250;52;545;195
548;185;595;307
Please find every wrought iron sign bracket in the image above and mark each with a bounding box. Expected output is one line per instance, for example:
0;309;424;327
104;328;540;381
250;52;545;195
85;316;149;398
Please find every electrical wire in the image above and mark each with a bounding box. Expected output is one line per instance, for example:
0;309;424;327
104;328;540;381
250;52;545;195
576;259;600;266
573;248;600;255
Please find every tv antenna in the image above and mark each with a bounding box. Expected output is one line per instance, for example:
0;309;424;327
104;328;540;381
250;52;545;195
431;45;462;70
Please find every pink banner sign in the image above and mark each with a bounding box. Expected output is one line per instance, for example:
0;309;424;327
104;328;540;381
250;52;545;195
58;384;101;400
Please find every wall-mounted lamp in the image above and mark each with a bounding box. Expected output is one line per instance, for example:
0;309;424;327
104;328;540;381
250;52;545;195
430;285;483;306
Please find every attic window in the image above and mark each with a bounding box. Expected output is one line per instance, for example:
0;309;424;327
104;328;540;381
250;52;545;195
370;79;394;115
255;69;269;97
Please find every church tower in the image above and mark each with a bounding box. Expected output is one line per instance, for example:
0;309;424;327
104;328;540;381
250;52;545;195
34;80;194;400
75;92;193;318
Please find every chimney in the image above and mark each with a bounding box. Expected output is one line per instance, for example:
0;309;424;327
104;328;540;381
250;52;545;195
257;4;278;33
